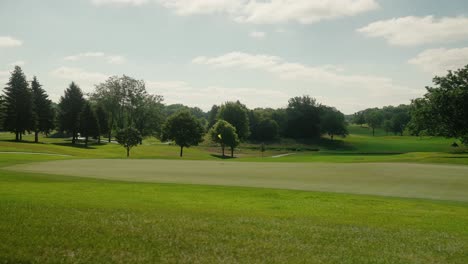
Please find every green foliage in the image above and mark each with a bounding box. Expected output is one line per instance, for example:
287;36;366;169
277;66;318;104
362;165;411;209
320;106;348;140
58;82;85;144
31;76;54;142
207;104;219;129
366;110;383;136
2;66;33;141
95;104;109;142
218;101;250;140
80;102;100;147
134;94;164;140
210;120;240;157
115;126;142;157
286;96;321;139
161;111;205;157
411;65;468;144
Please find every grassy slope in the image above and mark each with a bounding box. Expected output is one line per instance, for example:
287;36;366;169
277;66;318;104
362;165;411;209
1;163;468;263
1;131;468;263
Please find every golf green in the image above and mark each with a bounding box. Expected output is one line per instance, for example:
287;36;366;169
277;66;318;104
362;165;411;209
8;159;468;202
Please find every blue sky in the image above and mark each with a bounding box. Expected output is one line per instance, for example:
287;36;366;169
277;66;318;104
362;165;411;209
1;0;468;113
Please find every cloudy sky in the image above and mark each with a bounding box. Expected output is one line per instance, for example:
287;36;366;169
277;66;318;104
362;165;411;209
1;0;468;113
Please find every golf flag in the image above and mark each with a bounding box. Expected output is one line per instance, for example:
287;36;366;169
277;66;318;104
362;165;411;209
218;134;222;139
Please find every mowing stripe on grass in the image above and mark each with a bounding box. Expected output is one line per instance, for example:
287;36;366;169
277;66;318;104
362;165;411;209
7;159;468;202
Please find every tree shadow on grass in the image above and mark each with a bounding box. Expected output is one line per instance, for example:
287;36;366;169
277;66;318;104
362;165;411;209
0;139;46;144
51;142;97;149
210;154;237;160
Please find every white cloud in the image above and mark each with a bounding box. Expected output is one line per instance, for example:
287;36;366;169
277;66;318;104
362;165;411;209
249;31;266;39
193;52;397;90
100;0;379;24
0;36;23;48
146;80;289;110
9;60;25;66
64;52;126;64
192;51;419;107
357;16;468;46
0;70;9;76
408;47;468;75
51;67;109;84
107;55;126;64
91;0;149;6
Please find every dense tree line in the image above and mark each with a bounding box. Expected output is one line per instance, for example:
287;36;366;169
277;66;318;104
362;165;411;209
1;66;348;157
407;65;468;145
352;105;411;136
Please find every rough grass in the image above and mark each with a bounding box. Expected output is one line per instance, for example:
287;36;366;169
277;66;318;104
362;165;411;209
1;168;468;263
1;131;468;263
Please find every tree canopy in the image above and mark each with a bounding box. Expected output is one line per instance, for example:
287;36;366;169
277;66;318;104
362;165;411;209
161;111;205;157
210;120;240;158
115;127;142;157
217;101;250;140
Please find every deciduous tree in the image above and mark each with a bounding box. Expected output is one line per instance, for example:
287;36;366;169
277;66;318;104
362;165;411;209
161;111;205;157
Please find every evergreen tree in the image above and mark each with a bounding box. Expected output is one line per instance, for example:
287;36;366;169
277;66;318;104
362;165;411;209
80;102;100;147
58;82;85;144
31;76;54;143
2;66;32;141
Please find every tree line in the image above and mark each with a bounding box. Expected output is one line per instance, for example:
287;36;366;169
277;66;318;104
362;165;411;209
0;66;349;157
351;64;468;146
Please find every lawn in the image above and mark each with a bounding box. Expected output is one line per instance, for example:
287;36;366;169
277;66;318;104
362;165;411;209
1;131;468;263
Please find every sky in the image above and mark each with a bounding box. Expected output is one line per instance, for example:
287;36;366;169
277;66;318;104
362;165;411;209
1;0;468;114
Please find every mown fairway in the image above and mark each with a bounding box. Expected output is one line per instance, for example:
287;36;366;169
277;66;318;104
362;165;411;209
8;159;468;202
1;132;468;263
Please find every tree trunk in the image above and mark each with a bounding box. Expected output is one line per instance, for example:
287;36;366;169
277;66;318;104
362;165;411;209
35;131;39;143
231;147;234;158
19;133;22;141
180;146;183;157
372;127;375;136
221;145;225;157
331;134;334;141
72;131;76;144
108;130;112;143
85;136;88;147
15;131;19;141
126;147;130;157
98;136;101;144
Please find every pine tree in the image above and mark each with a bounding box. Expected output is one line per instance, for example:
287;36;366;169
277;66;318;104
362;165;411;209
31;76;54;143
2;66;32;141
58;82;85;144
80;102;100;147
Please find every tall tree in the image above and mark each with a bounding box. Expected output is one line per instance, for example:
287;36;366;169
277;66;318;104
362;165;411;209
58;82;85;144
210;120;239;158
134;94;164;144
31;76;54;143
366;110;383;136
161;111;205;157
2;66;32;141
320;106;348;140
80;102;100;147
95;105;109;144
115;127;142;157
286;96;321;139
207;104;219;129
412;65;468;144
217;101;250;140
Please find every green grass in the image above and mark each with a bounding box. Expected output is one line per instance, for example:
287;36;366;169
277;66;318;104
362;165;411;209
8;159;468;202
1;166;468;263
1;131;468;263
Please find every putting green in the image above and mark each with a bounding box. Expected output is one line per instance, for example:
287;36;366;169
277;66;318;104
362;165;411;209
8;159;468;201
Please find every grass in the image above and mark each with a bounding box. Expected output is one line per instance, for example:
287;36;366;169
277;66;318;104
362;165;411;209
1;130;468;263
8;159;468;202
1;165;468;263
